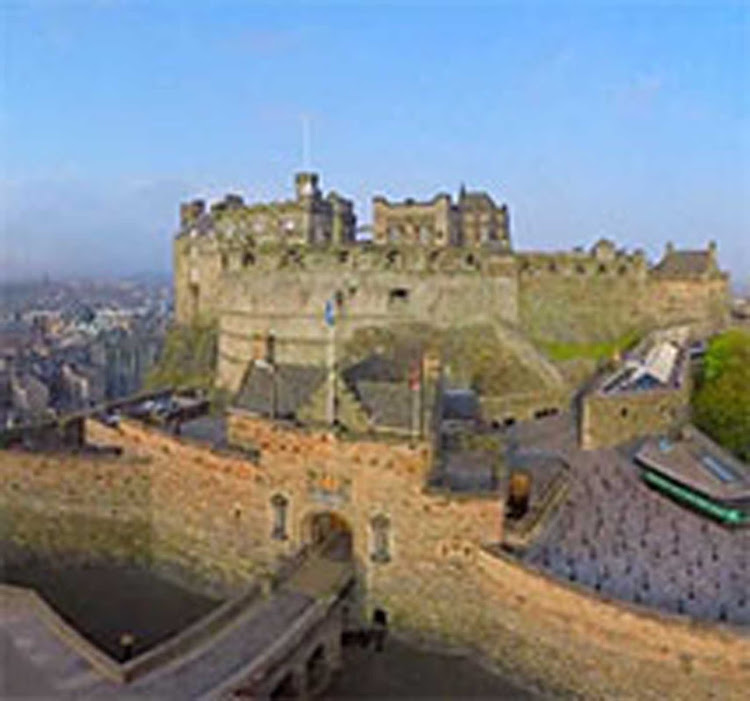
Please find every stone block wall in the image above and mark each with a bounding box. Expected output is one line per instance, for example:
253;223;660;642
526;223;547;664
2;415;749;698
216;257;518;391
580;374;691;450
646;277;730;332
0;447;153;564
480;388;568;425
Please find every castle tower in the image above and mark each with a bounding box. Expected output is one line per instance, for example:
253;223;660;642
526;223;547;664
295;172;321;202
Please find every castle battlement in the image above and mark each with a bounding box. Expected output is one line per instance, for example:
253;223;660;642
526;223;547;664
516;240;649;279
173;173;731;384
178;172;357;247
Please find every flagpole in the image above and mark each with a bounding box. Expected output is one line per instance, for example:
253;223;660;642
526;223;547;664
325;298;336;427
327;322;335;426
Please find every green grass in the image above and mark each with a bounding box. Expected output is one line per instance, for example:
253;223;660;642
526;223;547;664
540;329;641;362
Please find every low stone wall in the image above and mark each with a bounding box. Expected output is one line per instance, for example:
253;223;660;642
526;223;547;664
372;543;749;700
481;389;567;425
474;548;750;700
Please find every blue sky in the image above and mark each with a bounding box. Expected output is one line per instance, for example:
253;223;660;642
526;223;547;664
1;1;748;289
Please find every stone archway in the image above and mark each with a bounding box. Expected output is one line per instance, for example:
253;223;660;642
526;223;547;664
302;511;353;561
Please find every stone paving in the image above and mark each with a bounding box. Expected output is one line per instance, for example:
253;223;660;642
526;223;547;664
511;414;750;628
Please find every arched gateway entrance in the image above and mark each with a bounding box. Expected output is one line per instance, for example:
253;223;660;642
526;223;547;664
302;511;353;561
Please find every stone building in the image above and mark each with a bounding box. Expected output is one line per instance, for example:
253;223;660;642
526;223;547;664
372;184;511;248
580;328;693;450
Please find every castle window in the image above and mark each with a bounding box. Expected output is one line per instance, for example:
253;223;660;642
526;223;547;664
338;250;349;264
388;226;400;243
370;514;391;563
619;265;628;275
419;225;431;245
242;251;255;267
388;288;409;308
220;253;229;270
265;332;276;365
598;264;607;274
271;494;288;540
284;219;295;232
465;253;477;268
576;264;586;274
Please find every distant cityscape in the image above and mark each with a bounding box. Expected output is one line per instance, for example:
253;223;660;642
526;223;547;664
0;275;172;428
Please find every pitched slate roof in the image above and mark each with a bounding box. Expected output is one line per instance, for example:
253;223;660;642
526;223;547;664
653;250;713;277
341;353;405;386
354;381;414;430
234;363;326;418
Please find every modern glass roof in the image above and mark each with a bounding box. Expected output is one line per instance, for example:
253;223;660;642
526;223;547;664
701;454;741;484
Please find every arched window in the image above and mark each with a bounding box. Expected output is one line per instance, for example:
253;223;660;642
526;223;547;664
370;514;391;563
271;494;288;540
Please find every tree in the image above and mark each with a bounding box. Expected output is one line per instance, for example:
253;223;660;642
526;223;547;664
693;329;750;462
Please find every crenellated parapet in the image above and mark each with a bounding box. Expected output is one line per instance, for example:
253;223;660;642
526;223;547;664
516;238;649;280
177;172;357;248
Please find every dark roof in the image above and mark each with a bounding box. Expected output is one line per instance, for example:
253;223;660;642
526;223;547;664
442;390;480;421
653;250;713;277
234;363;326;418
460;191;496;209
354;381;414;430
342;354;405;387
635;427;750;503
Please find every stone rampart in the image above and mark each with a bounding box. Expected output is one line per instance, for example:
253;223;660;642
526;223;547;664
517;252;730;344
473;548;749;699
3;417;748;699
215;253;518;390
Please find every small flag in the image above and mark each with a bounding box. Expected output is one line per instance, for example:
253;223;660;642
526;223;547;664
324;299;335;327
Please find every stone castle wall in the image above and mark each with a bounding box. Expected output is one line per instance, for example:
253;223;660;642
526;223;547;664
176;234;729;378
214;248;519;391
516;251;730;344
2;417;748;698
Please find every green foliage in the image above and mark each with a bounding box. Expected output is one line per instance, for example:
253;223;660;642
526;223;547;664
144;319;218;392
540;329;641;362
693;329;750;462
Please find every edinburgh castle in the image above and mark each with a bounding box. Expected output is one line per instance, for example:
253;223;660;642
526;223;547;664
174;172;729;396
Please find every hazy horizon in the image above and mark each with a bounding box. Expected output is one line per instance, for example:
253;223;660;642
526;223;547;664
1;2;748;288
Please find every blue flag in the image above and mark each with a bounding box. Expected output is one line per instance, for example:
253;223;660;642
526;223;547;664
324;299;335;327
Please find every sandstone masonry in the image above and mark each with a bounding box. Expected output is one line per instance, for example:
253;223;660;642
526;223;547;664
173;174;730;392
